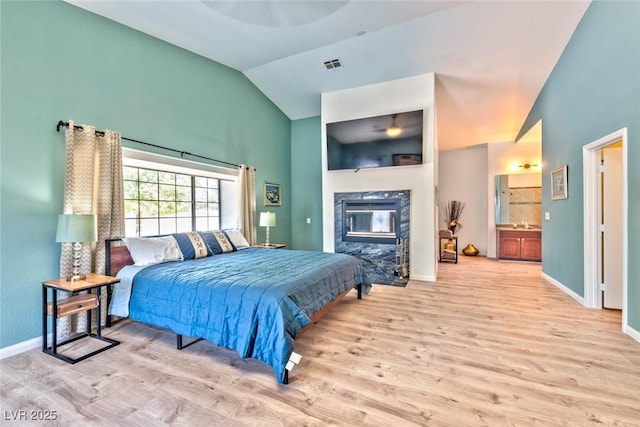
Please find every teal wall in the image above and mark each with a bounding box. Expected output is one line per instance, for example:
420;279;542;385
0;1;291;348
290;116;323;251
518;1;640;330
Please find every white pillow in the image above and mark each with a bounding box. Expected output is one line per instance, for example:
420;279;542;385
123;236;184;266
224;229;250;250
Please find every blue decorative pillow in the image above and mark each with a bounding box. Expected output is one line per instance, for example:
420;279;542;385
198;230;235;255
173;232;211;260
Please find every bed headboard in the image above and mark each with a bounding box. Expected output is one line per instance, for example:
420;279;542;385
105;239;134;276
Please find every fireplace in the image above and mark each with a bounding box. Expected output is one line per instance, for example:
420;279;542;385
342;199;400;244
335;191;410;286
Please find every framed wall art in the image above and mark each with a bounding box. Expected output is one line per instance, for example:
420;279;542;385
263;181;281;206
551;165;568;200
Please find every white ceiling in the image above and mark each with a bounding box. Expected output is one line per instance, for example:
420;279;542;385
66;0;590;151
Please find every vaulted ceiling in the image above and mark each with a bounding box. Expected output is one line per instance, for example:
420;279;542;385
66;0;590;151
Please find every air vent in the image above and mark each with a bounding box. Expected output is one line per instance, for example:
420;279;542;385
324;58;342;70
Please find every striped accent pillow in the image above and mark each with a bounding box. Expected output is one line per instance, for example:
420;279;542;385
198;230;235;255
173;232;211;259
212;230;235;253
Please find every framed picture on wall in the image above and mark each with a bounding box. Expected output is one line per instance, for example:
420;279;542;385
551;165;568;200
263;181;281;206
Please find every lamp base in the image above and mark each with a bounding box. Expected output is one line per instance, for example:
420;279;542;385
67;241;87;282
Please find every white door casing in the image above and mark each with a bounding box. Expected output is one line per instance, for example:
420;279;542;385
583;128;627;330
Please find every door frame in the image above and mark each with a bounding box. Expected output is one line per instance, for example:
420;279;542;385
582;128;627;327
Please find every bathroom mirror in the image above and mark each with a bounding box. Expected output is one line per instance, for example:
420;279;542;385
495;173;542;226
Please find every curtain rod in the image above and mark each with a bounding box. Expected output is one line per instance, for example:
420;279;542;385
56;120;246;169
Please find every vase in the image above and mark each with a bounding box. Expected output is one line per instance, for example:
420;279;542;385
462;243;479;256
444;240;456;251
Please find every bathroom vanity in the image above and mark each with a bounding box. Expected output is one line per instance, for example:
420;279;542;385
496;228;541;262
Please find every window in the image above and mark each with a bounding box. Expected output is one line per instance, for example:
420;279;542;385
194;176;221;232
122;148;238;237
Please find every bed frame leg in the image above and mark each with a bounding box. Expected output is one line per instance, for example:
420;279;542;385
176;334;203;350
282;351;302;384
357;284;362;299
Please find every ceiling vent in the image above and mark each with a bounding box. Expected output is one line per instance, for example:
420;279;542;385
324;58;342;70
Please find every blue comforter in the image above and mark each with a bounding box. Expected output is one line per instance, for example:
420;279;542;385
126;248;370;383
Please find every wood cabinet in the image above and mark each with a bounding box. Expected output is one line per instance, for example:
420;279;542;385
497;229;541;262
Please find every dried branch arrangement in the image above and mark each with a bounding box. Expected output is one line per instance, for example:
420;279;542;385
442;200;466;234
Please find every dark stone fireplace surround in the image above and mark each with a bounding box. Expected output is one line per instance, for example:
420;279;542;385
334;190;410;286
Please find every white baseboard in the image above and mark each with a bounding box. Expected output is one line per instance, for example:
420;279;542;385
408;274;436;283
541;272;585;305
541;272;640;345
0;335;45;360
624;324;640;344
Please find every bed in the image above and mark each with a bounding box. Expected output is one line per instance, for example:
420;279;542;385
105;232;371;384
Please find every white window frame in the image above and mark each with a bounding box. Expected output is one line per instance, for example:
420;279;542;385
122;148;239;236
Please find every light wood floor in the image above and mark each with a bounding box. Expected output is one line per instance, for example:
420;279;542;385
2;257;639;426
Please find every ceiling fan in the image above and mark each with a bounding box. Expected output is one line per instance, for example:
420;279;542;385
385;114;402;137
371;110;423;139
374;114;403;137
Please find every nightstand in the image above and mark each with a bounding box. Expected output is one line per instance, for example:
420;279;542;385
251;243;286;249
42;273;120;364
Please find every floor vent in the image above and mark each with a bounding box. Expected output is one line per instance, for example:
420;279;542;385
324;58;342;70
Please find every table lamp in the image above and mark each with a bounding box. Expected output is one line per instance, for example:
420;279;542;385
259;212;276;246
56;214;98;281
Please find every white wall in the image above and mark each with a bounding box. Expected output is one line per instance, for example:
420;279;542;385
509;173;542;188
321;74;438;281
438;145;488;255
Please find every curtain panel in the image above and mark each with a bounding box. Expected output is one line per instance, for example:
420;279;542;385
237;165;257;245
58;120;125;338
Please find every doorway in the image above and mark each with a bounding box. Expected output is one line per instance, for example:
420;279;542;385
583;128;627;328
601;143;623;310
